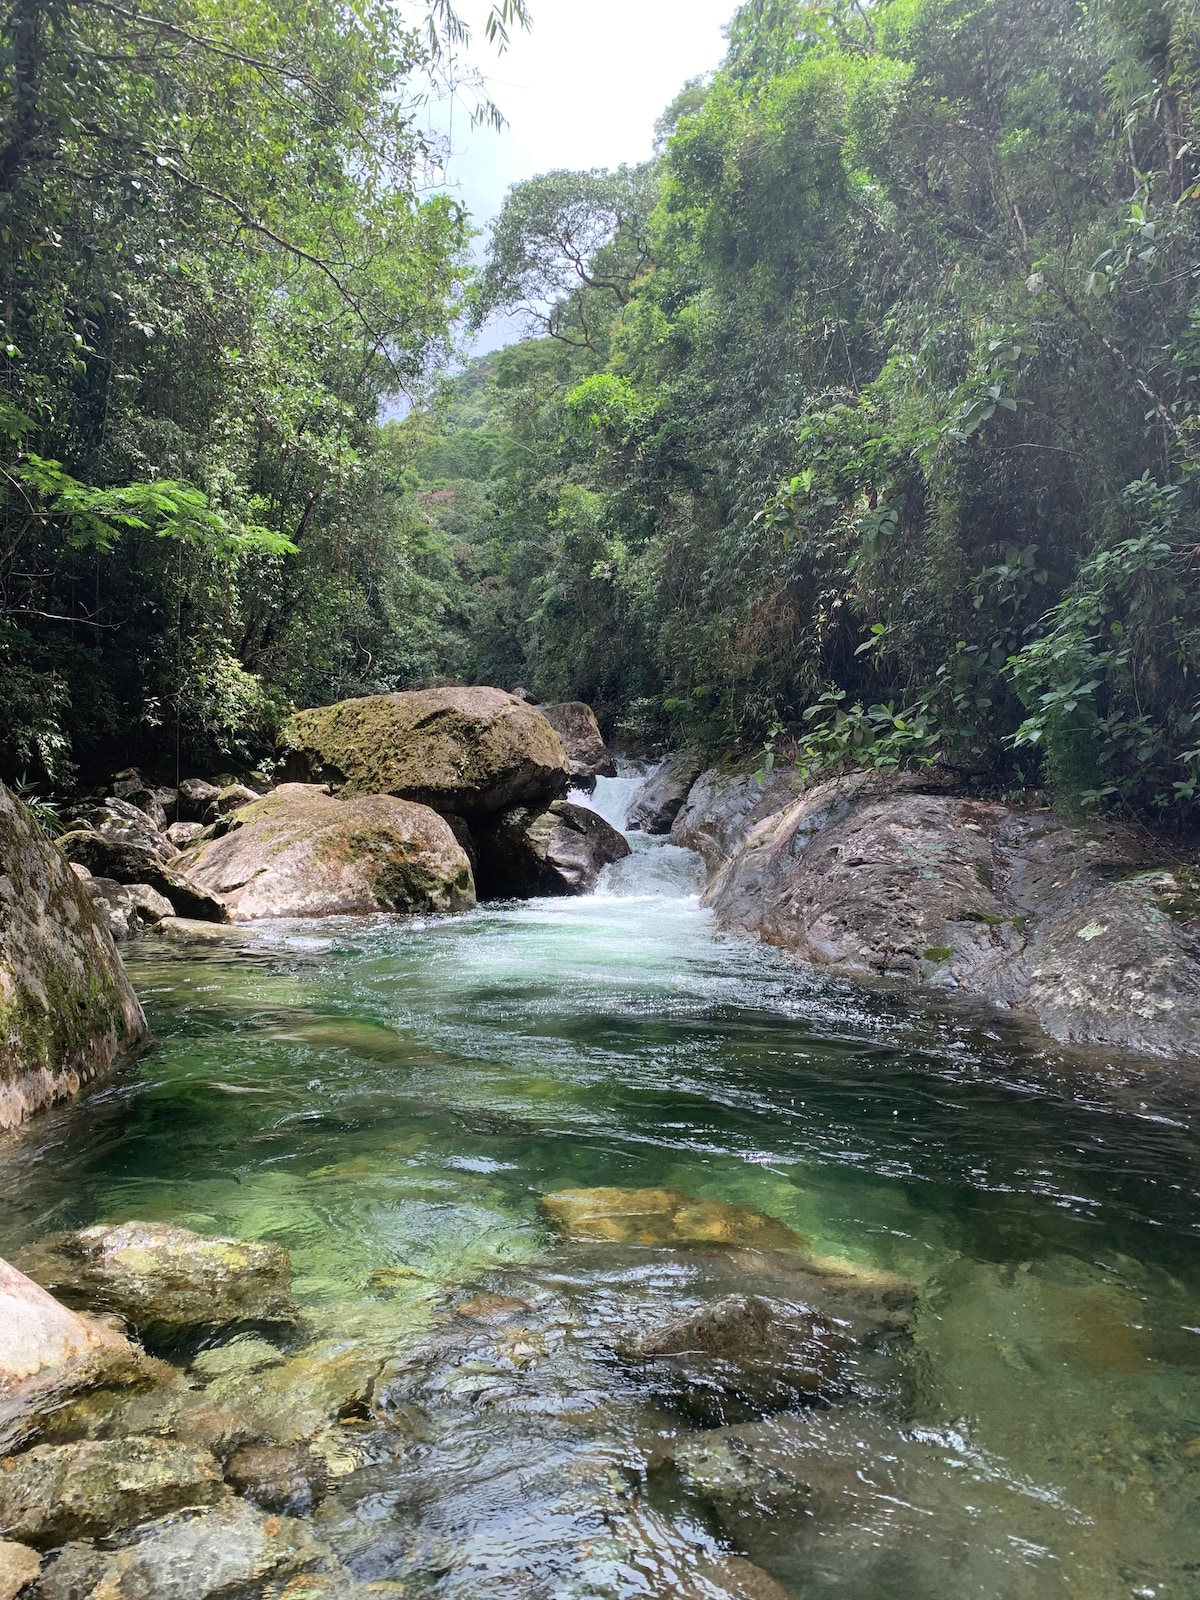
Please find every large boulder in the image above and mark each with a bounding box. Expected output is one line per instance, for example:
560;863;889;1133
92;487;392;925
0;1259;141;1454
626;752;704;835
280;686;571;819
56;833;228;924
476;799;630;898
66;799;178;863
14;1222;299;1346
177;784;475;920
539;702;617;786
0;783;148;1129
706;772;1200;1057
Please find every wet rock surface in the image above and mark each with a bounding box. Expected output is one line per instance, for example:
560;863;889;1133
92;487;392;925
702;770;1200;1057
539;1187;809;1251
14;1224;298;1346
626;752;704;835
0;782;148;1130
669;766;796;870
177;784;475;921
476;798;631;898
280;686;571;820
0;1436;223;1546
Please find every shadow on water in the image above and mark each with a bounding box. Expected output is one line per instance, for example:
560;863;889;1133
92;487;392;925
1;770;1199;1597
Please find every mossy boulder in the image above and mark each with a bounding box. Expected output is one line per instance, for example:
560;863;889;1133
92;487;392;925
0;781;148;1129
280;686;571;819
177;784;474;920
14;1222;299;1346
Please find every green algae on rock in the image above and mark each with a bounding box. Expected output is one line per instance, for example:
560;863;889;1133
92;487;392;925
0;782;148;1129
14;1223;298;1345
279;686;570;819
538;1187;808;1251
176;784;475;920
0;1436;224;1547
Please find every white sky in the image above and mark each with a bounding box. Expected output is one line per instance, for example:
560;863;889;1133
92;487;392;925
428;0;735;352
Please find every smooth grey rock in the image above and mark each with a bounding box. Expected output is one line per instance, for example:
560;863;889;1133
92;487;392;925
82;880;174;941
165;821;207;849
176;779;221;823
55;834;228;924
670;765;796;869
66;800;178;862
626;752;704;835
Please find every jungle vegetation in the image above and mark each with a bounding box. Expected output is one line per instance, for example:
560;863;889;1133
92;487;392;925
5;0;1200;828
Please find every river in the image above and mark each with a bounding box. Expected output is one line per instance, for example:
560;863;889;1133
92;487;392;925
2;769;1199;1598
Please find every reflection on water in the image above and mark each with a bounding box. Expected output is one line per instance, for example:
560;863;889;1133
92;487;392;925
1;771;1198;1598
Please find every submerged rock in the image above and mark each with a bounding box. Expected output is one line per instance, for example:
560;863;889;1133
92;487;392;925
626;753;704;835
476;799;630;898
705;773;1200;1057
0;783;148;1130
0;1436;223;1547
620;1293;848;1420
0;1541;39;1600
14;1223;298;1345
194;1338;391;1446
32;1501;334;1600
539;1188;807;1251
177;784;475;921
280;686;571;820
539;702;617;786
0;1260;141;1454
225;1443;330;1515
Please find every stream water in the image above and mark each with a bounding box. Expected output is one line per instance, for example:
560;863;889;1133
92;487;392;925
2;769;1199;1598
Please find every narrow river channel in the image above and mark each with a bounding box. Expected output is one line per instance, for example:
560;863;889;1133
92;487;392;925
2;771;1199;1599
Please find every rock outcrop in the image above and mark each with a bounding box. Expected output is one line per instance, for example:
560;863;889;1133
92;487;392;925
0;782;148;1129
670;765;796;870
476;799;630;898
627;752;704;835
703;770;1200;1058
280;686;571;819
14;1222;299;1346
176;784;475;920
539;702;617;788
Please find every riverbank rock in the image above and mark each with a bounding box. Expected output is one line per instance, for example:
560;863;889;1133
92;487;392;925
670;766;796;870
0;1260;142;1454
81;880;174;942
66;799;178;863
0;783;148;1130
176;785;475;920
177;778;221;822
539;1188;807;1251
14;1223;299;1345
280;686;571;819
476;799;630;898
0;1541;39;1600
704;772;1200;1057
0;1436;223;1547
32;1500;334;1600
55;833;228;924
539;702;617;787
627;753;704;835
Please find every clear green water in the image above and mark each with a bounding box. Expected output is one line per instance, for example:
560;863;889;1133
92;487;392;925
2;778;1199;1598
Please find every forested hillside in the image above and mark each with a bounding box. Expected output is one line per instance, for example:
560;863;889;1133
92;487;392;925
419;0;1200;823
6;0;1200;828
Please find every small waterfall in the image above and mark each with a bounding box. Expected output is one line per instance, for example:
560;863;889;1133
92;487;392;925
571;759;705;901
